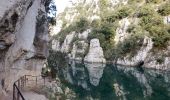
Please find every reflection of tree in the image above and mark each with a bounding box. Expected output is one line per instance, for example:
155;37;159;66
47;50;68;76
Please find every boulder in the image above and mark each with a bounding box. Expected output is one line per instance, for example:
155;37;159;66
84;38;106;63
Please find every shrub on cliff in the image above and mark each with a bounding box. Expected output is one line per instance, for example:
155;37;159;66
128;0;144;4
137;5;155;18
88;22;116;60
56;17;90;45
116;34;144;58
136;4;170;48
158;2;170;16
47;50;68;78
146;0;163;4
75;17;90;33
116;5;133;19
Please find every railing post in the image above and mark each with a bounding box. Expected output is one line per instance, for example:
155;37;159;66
13;75;45;100
43;77;45;85
18;80;20;90
24;75;26;87
17;91;20;100
13;84;15;100
36;76;37;85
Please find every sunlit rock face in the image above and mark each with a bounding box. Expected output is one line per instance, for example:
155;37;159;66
115;18;130;44
117;36;153;66
52;39;61;51
85;63;106;86
164;16;170;24
61;32;75;53
144;52;170;70
84;39;106;63
0;0;48;91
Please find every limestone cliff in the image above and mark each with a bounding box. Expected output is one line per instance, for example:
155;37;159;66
0;0;49;91
51;0;170;70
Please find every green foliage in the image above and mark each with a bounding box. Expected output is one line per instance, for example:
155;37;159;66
48;17;56;26
116;34;144;58
138;7;170;48
146;0;163;4
75;17;90;33
151;27;170;48
99;0;109;10
91;19;101;28
156;56;165;64
56;17;90;45
128;0;144;4
54;0;170;61
47;50;68;69
103;5;133;23
115;5;133;19
158;2;170;16
137;5;155;18
88;22;117;60
113;25;146;58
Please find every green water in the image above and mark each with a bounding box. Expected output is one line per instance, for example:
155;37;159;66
57;61;170;100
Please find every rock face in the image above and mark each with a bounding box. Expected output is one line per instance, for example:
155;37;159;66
61;32;75;53
70;41;88;61
117;36;153;66
0;0;48;91
115;18;130;44
84;39;106;63
52;29;106;63
144;52;170;70
164;15;170;24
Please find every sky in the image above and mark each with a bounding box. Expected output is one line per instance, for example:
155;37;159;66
55;0;71;15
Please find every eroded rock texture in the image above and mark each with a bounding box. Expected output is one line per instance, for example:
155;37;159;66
0;0;49;91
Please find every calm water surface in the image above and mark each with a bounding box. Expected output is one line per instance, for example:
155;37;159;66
56;61;170;100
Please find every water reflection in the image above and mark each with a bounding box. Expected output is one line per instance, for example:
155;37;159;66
85;63;105;86
58;61;170;100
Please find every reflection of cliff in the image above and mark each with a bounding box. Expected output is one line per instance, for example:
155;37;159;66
60;63;170;100
85;63;106;86
63;61;89;90
62;61;106;90
116;65;153;97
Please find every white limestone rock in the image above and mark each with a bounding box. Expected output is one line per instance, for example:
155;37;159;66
78;29;91;40
84;38;106;63
52;39;61;51
61;32;75;53
115;18;130;44
164;15;170;24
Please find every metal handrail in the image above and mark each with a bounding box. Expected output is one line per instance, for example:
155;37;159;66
13;75;46;100
13;83;25;100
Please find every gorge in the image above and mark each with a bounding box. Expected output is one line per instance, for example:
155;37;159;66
0;0;170;100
